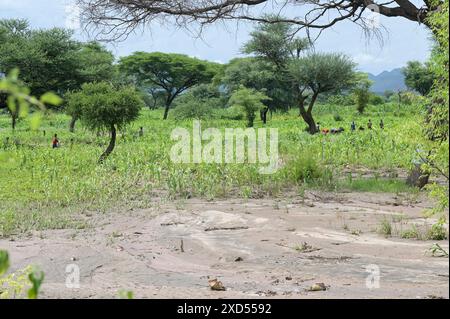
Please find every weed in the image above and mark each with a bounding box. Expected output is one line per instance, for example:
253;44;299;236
379;218;392;237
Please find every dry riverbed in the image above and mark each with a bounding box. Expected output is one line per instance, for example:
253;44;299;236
1;191;448;299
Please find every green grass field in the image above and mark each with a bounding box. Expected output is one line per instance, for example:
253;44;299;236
0;102;429;236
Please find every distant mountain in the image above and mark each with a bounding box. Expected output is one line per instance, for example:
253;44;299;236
367;68;407;95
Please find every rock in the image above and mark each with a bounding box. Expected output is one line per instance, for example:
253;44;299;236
235;257;243;262
208;279;226;291
406;164;430;189
308;283;327;292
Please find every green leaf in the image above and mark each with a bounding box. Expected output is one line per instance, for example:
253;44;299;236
0;250;10;276
40;92;63;106
28;269;45;299
30;112;43;130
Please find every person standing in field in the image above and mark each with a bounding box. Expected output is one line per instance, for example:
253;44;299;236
351;121;356;132
52;134;60;149
368;119;373;130
380;119;384;130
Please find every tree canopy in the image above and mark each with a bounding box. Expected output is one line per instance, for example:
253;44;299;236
403;61;435;96
0;19;115;100
289;53;356;133
119;52;221;120
65;82;143;162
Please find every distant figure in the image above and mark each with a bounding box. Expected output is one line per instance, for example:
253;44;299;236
260;107;269;124
351;121;356;132
380;119;384;130
139;127;144;137
368;119;373;130
52;134;60;149
331;127;345;134
3;136;10;149
316;122;321;133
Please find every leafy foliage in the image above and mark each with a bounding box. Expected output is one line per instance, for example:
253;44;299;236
67;82;142;132
351;73;373;114
229;86;270;127
403;61;435;96
65;82;143;161
119;52;220;119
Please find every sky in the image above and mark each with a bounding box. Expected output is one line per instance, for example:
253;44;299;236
0;0;434;75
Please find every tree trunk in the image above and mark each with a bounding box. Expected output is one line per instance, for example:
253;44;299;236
298;94;317;134
98;124;117;163
69;117;77;133
163;95;174;120
163;103;170;120
260;107;269;124
300;109;317;134
11;115;16;131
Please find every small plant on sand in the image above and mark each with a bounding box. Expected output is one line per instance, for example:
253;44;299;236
378;218;392;237
427;221;448;240
401;225;421;239
428;243;449;257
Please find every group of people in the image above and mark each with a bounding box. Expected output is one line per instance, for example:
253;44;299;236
318;119;385;135
351;119;384;132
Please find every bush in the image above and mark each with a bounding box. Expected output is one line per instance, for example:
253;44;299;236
173;84;224;120
427;222;448;240
369;94;385;105
326;94;353;106
286;155;322;184
215;106;244;120
333;113;343;122
229;86;270;127
173;100;215;120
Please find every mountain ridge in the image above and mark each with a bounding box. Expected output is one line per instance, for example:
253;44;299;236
367;68;407;94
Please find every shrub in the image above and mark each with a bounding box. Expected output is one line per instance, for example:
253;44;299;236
229;86;270;127
333;113;343;122
401;225;420;239
174;100;215;120
427;222;448;240
326;94;353;106
369;94;385;105
286;155;322;184
173;84;223;120
215;106;244;120
378;218;392;237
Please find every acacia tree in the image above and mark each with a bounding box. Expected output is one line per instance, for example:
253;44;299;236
66;42;116;132
0;20;81;97
403;61;435;96
219;58;292;113
289;53;356;134
77;1;440;41
119;52;220;120
66;82;143;162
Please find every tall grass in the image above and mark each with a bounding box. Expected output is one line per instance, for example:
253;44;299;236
0;102;428;235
